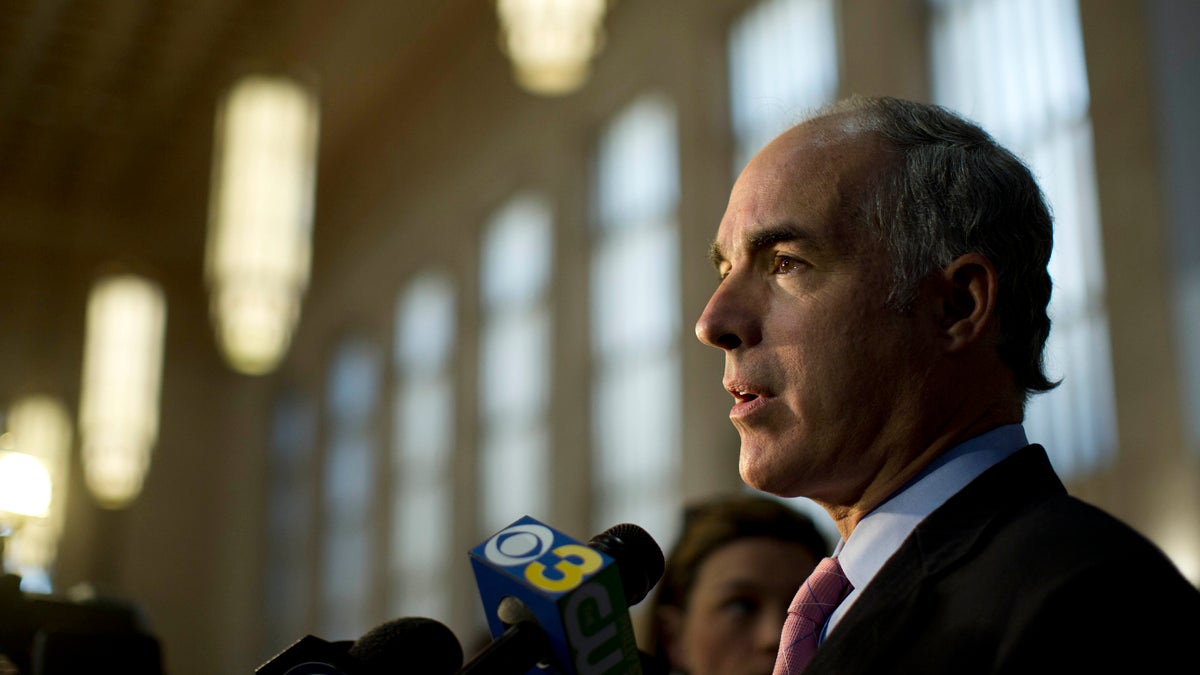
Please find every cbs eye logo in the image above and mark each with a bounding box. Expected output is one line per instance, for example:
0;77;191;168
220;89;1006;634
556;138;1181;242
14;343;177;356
484;523;604;593
484;523;556;566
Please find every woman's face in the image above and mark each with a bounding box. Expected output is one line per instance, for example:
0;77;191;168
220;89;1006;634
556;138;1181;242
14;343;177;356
662;537;819;675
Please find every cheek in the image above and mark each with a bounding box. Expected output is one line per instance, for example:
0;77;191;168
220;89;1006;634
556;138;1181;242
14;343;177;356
771;309;853;389
682;608;755;662
799;312;911;399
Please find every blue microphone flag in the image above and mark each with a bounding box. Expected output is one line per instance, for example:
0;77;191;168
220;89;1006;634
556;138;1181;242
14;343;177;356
468;515;643;675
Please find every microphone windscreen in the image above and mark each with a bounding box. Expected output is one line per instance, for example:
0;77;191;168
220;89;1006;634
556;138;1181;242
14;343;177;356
587;523;665;607
348;616;463;675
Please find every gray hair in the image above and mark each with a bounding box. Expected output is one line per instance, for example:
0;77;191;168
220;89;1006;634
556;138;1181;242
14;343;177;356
815;95;1059;397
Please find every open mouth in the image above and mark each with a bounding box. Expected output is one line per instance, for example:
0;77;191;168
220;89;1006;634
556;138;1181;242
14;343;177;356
726;381;765;403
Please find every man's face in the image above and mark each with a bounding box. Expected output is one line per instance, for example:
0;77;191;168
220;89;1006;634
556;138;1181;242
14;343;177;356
695;119;935;502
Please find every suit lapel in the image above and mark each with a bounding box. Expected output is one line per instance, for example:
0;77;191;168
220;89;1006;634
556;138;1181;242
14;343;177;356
807;444;1066;670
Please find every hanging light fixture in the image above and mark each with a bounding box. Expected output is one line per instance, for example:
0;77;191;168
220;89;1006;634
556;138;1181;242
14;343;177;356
0;396;70;587
206;74;320;375
0;450;52;521
79;274;166;509
495;0;610;96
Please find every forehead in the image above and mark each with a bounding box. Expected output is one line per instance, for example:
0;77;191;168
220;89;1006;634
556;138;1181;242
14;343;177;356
712;119;883;263
693;538;818;590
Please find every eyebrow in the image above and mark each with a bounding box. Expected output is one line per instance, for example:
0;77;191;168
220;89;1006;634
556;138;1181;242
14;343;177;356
708;221;823;270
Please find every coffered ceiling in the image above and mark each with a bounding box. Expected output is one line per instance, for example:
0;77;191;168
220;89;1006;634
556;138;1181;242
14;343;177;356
0;0;494;270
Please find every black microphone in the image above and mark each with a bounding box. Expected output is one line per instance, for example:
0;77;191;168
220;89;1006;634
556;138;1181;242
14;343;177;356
255;616;463;675
463;516;665;675
587;523;664;608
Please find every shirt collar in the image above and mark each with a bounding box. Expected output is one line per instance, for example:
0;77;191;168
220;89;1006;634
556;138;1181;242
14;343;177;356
827;424;1028;633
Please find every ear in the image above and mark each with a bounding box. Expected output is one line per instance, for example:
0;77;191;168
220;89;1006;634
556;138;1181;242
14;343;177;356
937;253;998;353
657;606;688;671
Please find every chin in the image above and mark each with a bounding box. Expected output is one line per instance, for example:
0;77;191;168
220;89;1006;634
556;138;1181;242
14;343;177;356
739;455;789;496
741;458;812;502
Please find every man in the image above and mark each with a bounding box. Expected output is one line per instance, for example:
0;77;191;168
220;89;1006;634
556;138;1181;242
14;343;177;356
695;95;1200;673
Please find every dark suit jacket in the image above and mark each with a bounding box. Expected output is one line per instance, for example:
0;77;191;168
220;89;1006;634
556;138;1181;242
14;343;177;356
807;444;1200;674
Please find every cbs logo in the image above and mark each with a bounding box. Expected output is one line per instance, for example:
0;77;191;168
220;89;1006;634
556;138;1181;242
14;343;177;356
483;522;605;592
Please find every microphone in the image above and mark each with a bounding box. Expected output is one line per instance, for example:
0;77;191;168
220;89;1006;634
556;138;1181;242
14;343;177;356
255;616;463;675
463;516;665;675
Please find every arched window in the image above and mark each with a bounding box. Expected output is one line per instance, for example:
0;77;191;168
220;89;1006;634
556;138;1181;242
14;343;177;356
931;0;1117;478
391;270;457;621
478;194;554;536
320;335;382;638
591;93;681;544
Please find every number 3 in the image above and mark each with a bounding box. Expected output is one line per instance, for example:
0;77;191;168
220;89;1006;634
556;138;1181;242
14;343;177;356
525;544;603;592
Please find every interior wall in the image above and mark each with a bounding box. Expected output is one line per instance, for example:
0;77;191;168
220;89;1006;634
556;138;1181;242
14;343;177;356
1076;0;1200;577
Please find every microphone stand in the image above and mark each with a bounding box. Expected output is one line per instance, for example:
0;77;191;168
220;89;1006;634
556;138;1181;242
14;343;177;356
457;621;557;674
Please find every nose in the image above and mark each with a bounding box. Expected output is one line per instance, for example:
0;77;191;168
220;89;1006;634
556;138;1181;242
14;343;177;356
694;275;760;350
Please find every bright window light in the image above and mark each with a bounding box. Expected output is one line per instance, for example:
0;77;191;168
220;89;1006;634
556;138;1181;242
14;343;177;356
320;336;381;639
729;0;839;173
931;0;1116;480
590;93;681;545
479;194;553;536
391;270;457;621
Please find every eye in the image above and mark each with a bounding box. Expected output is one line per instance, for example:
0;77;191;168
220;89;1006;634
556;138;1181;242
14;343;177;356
771;254;805;275
720;595;760;618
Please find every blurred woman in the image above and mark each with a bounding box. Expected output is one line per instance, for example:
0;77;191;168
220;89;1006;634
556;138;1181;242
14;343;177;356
645;494;828;675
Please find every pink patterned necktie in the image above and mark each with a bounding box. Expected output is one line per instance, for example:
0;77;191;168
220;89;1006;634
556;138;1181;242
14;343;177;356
773;556;853;675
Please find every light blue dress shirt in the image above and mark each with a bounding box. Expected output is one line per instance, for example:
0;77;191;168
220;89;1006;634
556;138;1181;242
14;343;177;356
823;423;1030;639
